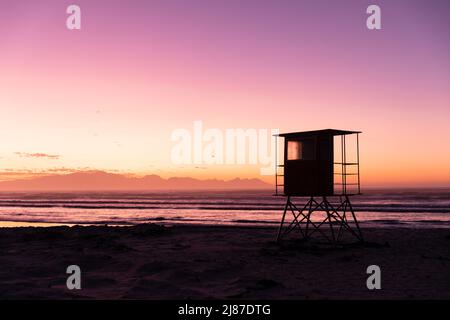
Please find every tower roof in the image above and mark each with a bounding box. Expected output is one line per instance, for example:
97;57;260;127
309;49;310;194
276;129;361;138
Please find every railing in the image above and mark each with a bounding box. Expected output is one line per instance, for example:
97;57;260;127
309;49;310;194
333;132;361;195
275;165;284;196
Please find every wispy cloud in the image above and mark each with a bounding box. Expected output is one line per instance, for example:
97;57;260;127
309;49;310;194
15;152;60;159
0;167;88;182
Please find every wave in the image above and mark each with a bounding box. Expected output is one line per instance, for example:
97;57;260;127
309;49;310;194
0;202;449;213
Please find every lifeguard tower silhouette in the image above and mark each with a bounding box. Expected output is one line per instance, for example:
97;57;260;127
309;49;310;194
274;129;364;243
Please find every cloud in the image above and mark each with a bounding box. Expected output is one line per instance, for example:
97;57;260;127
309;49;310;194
15;152;60;159
0;170;34;175
0;167;124;181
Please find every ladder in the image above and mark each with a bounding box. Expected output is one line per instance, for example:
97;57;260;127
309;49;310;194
274;136;284;196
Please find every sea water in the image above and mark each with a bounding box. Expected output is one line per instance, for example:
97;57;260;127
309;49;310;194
0;189;449;228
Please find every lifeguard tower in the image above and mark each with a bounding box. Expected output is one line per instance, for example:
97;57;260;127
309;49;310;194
274;129;364;243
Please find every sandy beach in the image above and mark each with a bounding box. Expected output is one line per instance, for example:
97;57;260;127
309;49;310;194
0;223;450;299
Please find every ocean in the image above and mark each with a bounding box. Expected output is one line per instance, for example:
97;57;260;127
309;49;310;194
0;189;449;228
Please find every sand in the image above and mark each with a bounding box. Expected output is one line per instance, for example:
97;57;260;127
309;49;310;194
0;223;450;299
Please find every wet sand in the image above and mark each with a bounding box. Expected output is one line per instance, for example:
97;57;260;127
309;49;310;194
0;224;450;299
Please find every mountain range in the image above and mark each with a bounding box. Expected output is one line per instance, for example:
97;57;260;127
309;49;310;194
0;170;271;191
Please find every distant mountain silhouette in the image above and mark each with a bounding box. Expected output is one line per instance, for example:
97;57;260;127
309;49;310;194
0;170;271;191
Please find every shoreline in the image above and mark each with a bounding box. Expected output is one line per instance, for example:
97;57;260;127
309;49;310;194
2;219;450;229
1;223;450;299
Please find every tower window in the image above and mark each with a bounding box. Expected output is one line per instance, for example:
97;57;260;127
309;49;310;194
287;139;315;160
